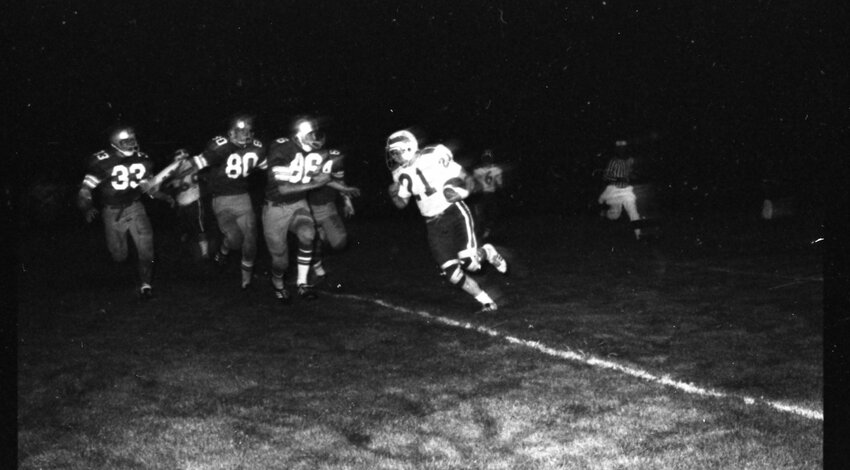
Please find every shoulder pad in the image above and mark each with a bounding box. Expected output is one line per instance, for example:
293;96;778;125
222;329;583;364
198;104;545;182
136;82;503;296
252;139;263;148
213;136;228;147
275;137;290;144
93;150;110;161
433;144;453;157
421;145;451;157
420;145;452;159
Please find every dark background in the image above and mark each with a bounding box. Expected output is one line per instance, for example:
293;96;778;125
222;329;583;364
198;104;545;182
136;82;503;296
8;1;844;219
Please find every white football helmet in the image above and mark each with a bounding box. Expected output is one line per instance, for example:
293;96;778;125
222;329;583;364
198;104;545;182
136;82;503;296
293;117;325;151
228;115;255;147
386;130;419;169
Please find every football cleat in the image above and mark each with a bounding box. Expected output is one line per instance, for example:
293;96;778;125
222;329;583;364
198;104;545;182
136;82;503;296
274;286;292;304
139;286;154;301
213;250;228;268
297;284;318;300
309;268;328;286
479;302;498;313
481;243;507;274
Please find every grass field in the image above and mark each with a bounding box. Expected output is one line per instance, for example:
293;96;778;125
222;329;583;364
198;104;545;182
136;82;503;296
17;209;823;469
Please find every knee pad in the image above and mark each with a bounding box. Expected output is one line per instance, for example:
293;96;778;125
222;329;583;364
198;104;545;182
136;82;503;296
293;223;314;244
458;247;482;272
441;261;465;286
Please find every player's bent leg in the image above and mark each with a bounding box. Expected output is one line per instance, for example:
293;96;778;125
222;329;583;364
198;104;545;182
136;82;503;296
458;247;482;272
292;216;318;299
441;260;496;311
322;215;348;251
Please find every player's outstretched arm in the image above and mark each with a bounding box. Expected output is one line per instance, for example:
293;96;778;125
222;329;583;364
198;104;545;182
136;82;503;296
342;195;355;218
276;172;331;196
327;180;361;198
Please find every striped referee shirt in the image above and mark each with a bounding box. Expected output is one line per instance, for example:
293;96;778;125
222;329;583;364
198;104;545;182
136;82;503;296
603;157;633;188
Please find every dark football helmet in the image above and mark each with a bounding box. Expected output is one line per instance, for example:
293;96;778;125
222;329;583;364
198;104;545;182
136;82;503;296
110;127;139;156
481;149;494;165
293;117;325;151
228;116;255;147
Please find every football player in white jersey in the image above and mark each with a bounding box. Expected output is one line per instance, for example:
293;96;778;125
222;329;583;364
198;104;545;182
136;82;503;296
386;130;508;312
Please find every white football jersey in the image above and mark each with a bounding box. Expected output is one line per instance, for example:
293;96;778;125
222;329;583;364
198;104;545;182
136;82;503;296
392;144;462;217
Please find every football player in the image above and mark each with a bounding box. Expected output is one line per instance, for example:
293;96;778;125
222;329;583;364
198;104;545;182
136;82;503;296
305;127;360;284
77;125;162;300
386;129;508;312
469;149;506;241
147;148;209;260
190;115;267;289
262;116;360;303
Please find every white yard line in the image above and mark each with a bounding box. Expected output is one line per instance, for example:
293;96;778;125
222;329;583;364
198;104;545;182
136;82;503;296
332;293;823;421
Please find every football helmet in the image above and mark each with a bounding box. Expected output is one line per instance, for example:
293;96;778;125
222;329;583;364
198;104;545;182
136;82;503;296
481;149;494;165
293;117;325;151
228;115;255;147
110;127;139;156
386;130;418;169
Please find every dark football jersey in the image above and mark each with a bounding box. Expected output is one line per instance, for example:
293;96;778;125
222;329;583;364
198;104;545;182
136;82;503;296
308;152;346;206
192;136;267;196
81;148;155;206
265;138;341;204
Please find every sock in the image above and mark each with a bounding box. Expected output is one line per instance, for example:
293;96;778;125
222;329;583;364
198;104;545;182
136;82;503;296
241;261;253;288
272;269;285;290
297;245;312;285
297;263;310;286
475;291;494;305
312;260;326;277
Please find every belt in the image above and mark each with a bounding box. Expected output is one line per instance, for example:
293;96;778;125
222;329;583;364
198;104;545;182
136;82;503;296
265;200;290;207
105;200;138;222
424;211;446;223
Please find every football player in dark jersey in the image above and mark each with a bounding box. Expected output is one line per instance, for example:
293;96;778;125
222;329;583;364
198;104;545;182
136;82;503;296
190;115;267;290
77;125;161;300
305;129;360;285
262;117;359;303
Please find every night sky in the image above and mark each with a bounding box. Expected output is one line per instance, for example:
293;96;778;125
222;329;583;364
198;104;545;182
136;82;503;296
11;1;843;216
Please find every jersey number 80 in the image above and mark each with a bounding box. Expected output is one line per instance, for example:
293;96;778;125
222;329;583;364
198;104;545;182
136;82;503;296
225;152;260;179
